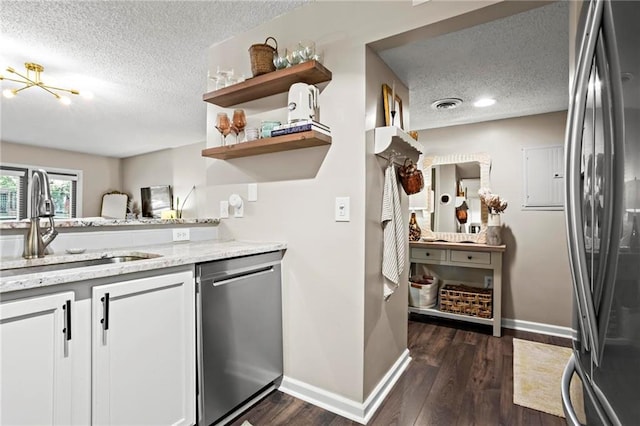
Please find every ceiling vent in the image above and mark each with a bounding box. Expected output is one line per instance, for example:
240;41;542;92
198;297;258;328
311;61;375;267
431;98;463;110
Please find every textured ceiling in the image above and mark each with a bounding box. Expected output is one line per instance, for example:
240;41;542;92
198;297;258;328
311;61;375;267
377;1;569;131
1;1;571;158
0;1;307;158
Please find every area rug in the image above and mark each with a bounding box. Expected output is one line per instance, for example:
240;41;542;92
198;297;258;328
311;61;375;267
513;338;586;422
241;421;253;426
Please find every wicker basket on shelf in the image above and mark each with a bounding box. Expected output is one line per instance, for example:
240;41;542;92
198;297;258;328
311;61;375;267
249;37;278;76
439;284;492;318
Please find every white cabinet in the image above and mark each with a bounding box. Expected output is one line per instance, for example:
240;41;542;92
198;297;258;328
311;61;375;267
1;291;75;426
1;268;195;426
91;270;195;426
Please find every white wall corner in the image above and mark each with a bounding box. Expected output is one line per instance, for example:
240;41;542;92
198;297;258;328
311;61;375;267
279;349;411;424
502;318;573;339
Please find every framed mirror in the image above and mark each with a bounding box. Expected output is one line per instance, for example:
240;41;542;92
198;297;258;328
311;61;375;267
100;191;129;219
421;153;491;243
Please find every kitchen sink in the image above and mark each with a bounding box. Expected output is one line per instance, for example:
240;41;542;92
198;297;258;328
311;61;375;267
0;254;162;278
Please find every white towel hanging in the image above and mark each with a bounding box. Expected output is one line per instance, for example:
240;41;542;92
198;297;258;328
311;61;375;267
381;163;406;300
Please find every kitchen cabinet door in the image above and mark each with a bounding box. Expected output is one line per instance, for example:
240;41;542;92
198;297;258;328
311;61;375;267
91;270;195;426
0;291;74;426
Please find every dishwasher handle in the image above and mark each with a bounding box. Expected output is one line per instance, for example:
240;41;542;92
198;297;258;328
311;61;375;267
212;266;274;287
200;260;279;287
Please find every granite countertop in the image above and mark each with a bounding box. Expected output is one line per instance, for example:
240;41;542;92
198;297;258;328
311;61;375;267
0;217;220;230
0;239;286;293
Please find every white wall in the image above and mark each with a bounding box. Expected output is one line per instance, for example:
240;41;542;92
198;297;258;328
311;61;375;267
418;111;573;327
121;142;208;219
363;46;411;398
0;141;121;217
202;0;499;408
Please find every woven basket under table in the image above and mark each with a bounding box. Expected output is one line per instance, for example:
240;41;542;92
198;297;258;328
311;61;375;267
439;284;492;318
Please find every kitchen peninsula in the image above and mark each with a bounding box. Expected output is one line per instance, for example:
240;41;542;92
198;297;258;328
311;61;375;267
1;227;286;425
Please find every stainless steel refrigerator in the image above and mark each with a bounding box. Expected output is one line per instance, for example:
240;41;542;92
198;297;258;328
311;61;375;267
562;0;640;424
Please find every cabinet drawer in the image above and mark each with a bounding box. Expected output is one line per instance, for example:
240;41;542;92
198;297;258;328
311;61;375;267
411;248;447;262
450;250;491;265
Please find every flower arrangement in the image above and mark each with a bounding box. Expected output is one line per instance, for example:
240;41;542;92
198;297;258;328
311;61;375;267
478;188;508;214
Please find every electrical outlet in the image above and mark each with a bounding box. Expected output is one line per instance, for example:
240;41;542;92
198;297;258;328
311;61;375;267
172;228;190;242
484;276;493;288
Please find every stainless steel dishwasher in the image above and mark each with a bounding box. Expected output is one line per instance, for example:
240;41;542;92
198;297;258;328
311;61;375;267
196;251;283;425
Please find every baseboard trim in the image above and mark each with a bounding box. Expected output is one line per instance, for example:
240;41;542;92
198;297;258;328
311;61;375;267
362;348;411;424
279;349;411;424
502;318;572;339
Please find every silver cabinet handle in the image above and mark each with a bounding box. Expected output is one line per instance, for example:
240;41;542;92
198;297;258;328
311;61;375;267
561;355;582;426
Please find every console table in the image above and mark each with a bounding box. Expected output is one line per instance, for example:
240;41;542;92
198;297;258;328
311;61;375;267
409;241;506;337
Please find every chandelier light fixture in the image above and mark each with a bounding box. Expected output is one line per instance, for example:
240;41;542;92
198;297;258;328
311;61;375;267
0;62;90;105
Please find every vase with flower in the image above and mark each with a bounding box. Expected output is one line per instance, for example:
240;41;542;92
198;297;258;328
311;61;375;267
478;188;508;245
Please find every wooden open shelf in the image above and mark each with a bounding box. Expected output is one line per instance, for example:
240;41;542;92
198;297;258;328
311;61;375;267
202;60;332;107
201;130;331;160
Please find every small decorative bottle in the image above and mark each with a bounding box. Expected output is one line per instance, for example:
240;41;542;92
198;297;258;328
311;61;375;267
409;212;421;242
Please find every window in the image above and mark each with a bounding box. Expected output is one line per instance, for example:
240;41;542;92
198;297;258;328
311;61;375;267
0;166;27;221
0;164;82;220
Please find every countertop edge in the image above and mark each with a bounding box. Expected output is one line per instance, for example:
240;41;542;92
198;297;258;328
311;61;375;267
0;217;221;230
410;241;506;253
0;240;286;294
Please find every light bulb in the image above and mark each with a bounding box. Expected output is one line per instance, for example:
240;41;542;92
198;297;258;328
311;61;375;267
2;89;16;98
473;98;496;107
59;96;71;105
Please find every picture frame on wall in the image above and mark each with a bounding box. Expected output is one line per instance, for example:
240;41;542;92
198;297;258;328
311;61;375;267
382;83;404;130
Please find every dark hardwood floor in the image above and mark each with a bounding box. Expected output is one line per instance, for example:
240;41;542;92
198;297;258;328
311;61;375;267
229;315;572;426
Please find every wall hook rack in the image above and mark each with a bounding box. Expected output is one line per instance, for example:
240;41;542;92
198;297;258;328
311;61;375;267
374;126;422;166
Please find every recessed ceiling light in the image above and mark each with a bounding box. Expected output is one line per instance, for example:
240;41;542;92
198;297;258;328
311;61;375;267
431;98;463;110
474;98;496;107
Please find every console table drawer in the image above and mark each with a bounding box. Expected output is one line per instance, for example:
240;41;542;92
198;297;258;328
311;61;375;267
450;250;491;265
411;248;447;262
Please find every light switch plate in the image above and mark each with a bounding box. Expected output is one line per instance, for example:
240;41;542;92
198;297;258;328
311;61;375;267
335;196;350;222
248;183;258;202
220;201;229;218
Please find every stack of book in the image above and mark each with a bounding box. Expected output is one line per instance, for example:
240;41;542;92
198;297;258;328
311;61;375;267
270;120;331;137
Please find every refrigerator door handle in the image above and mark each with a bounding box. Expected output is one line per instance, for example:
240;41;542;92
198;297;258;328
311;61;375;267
561;355;583;426
591;0;626;367
564;0;604;353
564;353;621;426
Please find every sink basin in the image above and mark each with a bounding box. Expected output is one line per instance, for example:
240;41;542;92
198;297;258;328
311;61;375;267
0;254;161;278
